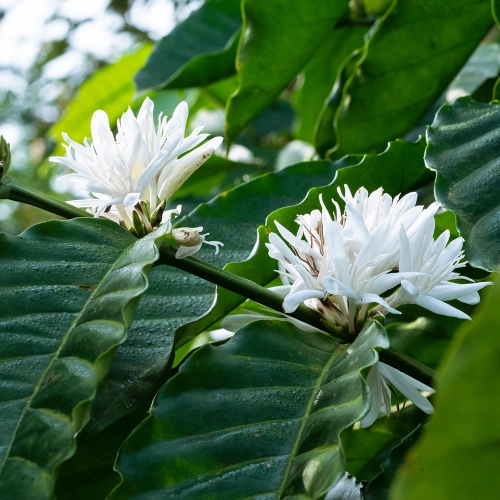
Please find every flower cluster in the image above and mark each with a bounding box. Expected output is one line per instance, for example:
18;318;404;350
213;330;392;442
50;98;223;256
267;186;489;331
264;186;491;426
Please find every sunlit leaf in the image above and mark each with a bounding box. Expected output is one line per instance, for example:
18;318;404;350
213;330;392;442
134;0;241;94
225;0;350;144
321;0;493;159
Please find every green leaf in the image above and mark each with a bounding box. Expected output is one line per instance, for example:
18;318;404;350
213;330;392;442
324;0;493;159
344;427;396;480
170;155;263;204
364;425;423;499
294;26;368;144
314;49;363;158
111;320;389;499
134;0;242;94
390;275;500;500
0;218;168;499
178;139;433;349
425;97;500;271
53;262;216;499
49;45;152;153
225;0;350;144
54;412;148;500
385;316;463;370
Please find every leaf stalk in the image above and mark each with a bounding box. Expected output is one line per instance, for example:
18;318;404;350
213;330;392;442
0;177;91;219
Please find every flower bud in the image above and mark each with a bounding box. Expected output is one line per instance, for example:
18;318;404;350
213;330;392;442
172;227;204;247
0;136;11;180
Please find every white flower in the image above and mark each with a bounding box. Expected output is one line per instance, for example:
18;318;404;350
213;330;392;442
50;98;223;235
360;361;434;428
264;185;492;426
172;226;223;259
267;186;491;333
380;227;490;319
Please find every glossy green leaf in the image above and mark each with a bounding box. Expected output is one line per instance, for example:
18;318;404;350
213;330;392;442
49;45;152;154
364;425;423;499
425;97;500;271
134;0;241;94
111;320;389;499
449;44;500;102
170;155;262;206
178;139;433;348
225;0;350;144
391;275;500;500
343;404;428;485
324;0;493;159
294;26;368;144
54;261;216;499
0;218;168;499
314;49;363;158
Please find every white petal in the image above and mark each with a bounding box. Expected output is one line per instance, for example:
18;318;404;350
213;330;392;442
357;293;401;314
94;197;123;217
360;363;383;428
268;232;299;265
91;109;114;159
283;289;325;313
401;279;419;297
171;101;189;129
368;272;422;296
158;139;222;201
175;243;203;259
457;291;480;305
427;281;492;301
414;294;471;319
379;362;435;414
399;225;412;272
322;276;357;299
123;192;141;208
268;285;292;296
67;198;108;208
345;204;371;243
203;239;224;255
325;221;351;285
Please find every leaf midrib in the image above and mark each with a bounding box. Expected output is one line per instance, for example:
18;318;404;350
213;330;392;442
276;344;343;498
